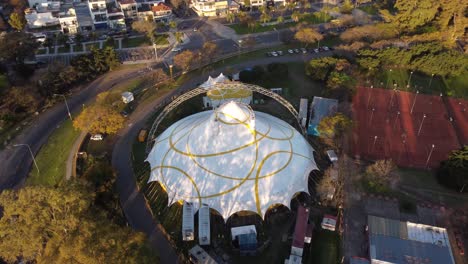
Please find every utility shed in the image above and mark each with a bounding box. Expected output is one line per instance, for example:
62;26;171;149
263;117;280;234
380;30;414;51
198;204;211;246
121;92;134;104
182;202;195;241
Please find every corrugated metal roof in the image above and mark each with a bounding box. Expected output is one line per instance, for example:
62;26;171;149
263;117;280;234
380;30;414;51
369;234;455;264
368;215;408;239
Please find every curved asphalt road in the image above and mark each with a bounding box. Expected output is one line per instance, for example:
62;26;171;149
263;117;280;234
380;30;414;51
0;65;148;190
112;51;333;263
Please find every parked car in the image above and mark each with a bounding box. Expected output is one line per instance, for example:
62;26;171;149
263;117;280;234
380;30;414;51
90;134;103;141
171;47;182;52
288;49;294;54
300;48;307;53
277;50;284;56
323;46;330;51
271;51;278;57
120;111;129;117
313;48;319;53
294;49;300;53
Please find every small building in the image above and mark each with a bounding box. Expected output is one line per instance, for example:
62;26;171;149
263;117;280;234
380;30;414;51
321;214;337;231
289;205;310;258
198;204;211;246
367;215;455;264
191;0;228;17
118;0;137;20
121;91;134;104
326;150;338;163
182;202;195;241
188;245;218;264
298;98;308;128
231;225;257;255
307;96;338;136
25;9;59;29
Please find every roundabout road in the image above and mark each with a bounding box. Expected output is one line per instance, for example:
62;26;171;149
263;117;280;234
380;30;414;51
112;51;333;263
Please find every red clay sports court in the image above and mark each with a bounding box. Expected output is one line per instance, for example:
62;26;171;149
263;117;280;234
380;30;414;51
352;86;466;168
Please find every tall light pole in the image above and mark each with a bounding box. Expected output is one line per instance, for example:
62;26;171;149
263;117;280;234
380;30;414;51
385;69;392;89
428;73;435;91
389;88;397;108
169;64;173;80
372;136;378;153
393;111;400;130
410;90;419;114
425;144;435;168
273;27;280;42
406;71;414;90
417;114;426;136
14;143;39;175
53;93;72;120
237;39;242;57
367;85;374;109
369;107;375;125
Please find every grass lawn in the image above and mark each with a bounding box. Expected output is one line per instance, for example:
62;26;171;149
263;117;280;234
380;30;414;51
444;74;468;98
73;44;83;52
85;42;100;51
306;229;341;264
155;34;169;45
57;46;70;53
229;13;332;35
104;39;119;49
28;119;80;186
122;36;151;48
358;4;379;15
373;69;446;95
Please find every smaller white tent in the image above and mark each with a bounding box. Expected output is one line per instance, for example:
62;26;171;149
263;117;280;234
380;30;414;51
121;92;134;104
200;76;216;89
213;73;228;83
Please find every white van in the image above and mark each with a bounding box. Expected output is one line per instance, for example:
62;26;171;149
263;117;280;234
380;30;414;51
32;33;47;43
90;134;103;141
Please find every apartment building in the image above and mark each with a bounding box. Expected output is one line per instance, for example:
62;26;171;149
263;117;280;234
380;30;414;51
118;0;137;20
87;0;107;29
58;5;78;34
151;3;172;23
191;0;228;17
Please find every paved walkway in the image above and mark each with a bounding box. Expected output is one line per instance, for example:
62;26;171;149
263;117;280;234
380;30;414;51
65;131;86;180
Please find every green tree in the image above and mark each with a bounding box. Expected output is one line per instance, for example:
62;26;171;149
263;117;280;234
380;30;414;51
437;146;468;192
305;57;339;80
277;15;284;24
294;27;323;48
132;20;157;44
73;93;125;134
151;68;169;85
173;50;195;71
0;32;38;64
340;0;354;14
8;12;26;31
260;12;272;24
291;11;301;22
380;0;439;32
226;12;235;23
202;42;219;62
364;159;399;192
0;184;159;263
168;20;177;30
326;71;352;90
317;112;352;140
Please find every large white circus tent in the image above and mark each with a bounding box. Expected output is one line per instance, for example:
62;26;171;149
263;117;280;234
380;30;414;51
146;100;318;219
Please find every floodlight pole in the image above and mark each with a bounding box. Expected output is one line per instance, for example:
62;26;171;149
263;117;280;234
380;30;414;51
273;27;280;42
169;64;173;80
367;85;374;109
428;73;435;91
372;136;378;152
425;144;435;168
393;111;400;130
406;71;414;90
417;114;426;136
53;93;72;120
410;90;419;114
369;107;375;125
385;69;392;89
389;88;397;108
13;143;39;175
